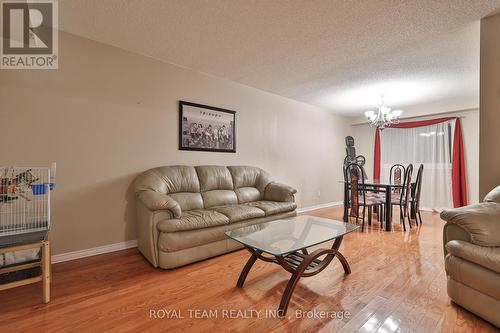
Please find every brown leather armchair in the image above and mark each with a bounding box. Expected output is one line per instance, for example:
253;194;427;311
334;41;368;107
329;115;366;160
441;186;500;327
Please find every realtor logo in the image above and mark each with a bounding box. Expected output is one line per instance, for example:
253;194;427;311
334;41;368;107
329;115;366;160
1;0;58;69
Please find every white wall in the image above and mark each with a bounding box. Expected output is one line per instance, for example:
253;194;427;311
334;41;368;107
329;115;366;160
480;13;500;197
350;109;480;204
0;32;350;255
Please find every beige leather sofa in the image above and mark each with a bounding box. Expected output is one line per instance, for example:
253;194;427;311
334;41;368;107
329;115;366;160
134;165;297;269
441;186;500;328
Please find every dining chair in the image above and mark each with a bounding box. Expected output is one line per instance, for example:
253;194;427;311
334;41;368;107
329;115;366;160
391;163;413;231
389;164;406;193
346;163;385;232
375;163;404;226
411;164;424;225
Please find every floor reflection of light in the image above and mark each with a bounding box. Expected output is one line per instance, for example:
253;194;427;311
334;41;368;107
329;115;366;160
384;316;399;331
360;316;379;332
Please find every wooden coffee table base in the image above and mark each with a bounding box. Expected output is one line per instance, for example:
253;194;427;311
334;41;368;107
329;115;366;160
236;236;350;316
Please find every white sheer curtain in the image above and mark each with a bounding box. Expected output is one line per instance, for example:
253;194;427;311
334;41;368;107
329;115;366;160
380;121;454;211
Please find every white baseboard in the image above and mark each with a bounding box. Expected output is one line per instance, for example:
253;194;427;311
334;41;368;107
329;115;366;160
52;240;138;263
51;202;343;264
297;201;343;213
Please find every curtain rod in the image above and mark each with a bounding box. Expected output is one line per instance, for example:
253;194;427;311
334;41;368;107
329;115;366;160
351;108;474;126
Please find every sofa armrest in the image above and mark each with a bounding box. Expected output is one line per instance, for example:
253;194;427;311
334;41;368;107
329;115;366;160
445;240;500;274
264;182;297;202
135;200;172;267
137;191;182;218
484;185;500;203
443;223;471;257
440;202;500;247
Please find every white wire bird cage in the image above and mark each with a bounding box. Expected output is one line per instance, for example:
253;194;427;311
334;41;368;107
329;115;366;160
0;165;54;303
0;167;52;247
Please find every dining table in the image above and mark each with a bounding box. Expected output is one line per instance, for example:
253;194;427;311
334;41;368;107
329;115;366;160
341;179;407;231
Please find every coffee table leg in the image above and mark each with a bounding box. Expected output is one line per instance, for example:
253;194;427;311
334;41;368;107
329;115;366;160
237;249;259;288
333;249;351;274
277;237;351;316
277;256;310;316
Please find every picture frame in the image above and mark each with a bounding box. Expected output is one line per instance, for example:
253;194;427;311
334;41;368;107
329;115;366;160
179;101;236;153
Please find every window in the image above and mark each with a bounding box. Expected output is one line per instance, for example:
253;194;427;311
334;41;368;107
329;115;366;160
380;121;454;211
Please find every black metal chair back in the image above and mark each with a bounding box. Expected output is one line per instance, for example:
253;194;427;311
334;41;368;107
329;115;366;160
401;164;413;206
413;164;424;210
390;164;406;185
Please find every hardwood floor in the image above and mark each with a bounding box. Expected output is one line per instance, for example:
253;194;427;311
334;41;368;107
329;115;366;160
0;206;497;333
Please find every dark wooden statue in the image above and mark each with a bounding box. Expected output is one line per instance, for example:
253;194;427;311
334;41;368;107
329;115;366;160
343;136;367;177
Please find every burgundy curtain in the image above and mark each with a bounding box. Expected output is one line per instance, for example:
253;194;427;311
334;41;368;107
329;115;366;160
373;117;467;208
373;128;381;180
451;119;467;207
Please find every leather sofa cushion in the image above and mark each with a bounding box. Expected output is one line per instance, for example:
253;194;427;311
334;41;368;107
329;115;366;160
484;185;500;203
245;200;297;216
202;190;238;208
169;192;204;211
446;254;500;300
446;240;500;274
195;166;234;191
158;239;242;269
440;202;500;247
134;166;200;194
158;222;230;252
157;209;229;233
235;187;262;203
213;204;265;223
158;211;297;252
228;166;271;192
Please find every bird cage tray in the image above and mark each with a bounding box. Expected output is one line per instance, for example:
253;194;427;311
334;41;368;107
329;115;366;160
0;229;49;248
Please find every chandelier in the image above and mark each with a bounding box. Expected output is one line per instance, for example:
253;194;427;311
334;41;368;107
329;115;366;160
364;97;403;130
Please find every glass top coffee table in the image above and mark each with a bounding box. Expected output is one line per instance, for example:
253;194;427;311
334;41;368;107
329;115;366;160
225;215;359;316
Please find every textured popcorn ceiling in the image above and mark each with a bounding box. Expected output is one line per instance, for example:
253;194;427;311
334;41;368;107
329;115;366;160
59;0;500;115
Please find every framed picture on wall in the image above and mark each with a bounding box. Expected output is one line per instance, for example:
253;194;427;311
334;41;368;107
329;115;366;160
179;101;236;153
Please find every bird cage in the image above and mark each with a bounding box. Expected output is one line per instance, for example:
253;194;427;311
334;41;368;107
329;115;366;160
0;166;54;303
0;167;51;247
